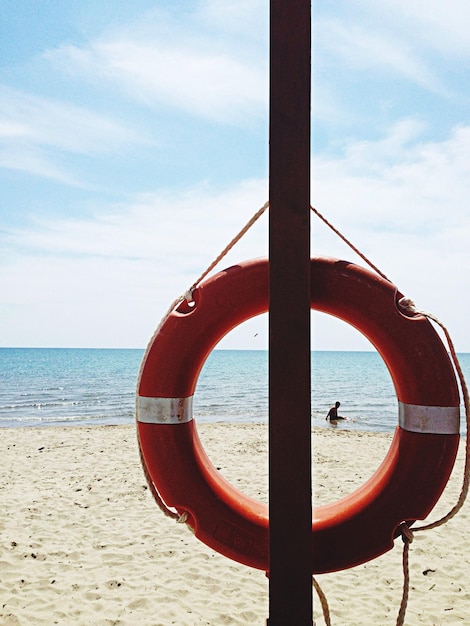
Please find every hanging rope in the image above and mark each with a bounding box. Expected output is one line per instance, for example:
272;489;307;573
398;299;470;532
310;204;392;283
135;201;270;522
395;522;414;626
393;299;470;626
310;203;470;625
136;200;468;626
313;577;331;626
185;200;269;301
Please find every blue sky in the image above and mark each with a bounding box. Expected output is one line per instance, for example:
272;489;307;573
1;1;469;351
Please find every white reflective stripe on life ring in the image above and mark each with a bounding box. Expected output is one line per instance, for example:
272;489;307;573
399;401;460;435
137;396;193;424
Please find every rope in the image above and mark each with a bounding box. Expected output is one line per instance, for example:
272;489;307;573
313;577;331;626
309;205;470;625
394;298;470;626
310;205;393;283
135;201;269;521
396;523;414;626
309;206;470;565
137;437;188;523
309;207;470;531
135;200;469;625
185;200;269;301
311;210;470;626
398;298;470;532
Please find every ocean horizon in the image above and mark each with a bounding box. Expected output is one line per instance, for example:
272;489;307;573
1;347;468;433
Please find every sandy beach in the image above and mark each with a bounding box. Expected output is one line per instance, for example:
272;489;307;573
1;422;468;625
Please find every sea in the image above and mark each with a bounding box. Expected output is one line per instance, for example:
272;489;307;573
0;348;469;434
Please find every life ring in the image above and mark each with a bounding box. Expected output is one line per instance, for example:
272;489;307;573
136;257;460;574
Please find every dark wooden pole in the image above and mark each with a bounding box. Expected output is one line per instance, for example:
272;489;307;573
267;1;312;625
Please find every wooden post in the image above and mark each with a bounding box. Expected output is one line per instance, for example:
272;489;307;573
267;1;312;625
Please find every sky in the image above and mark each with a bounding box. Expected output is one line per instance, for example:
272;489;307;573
1;0;470;351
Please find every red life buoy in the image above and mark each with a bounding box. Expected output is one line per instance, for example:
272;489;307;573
136;257;460;574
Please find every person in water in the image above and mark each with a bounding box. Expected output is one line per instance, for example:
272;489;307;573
326;401;345;421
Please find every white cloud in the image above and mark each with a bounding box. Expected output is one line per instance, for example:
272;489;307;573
2;119;470;350
2;0;469;354
7;179;268;263
359;0;470;58
0;86;144;183
44;8;268;125
0;145;78;185
315;18;445;94
0;86;140;155
0;179;269;347
310;120;470;350
0;120;30;138
197;0;267;33
313;119;470;230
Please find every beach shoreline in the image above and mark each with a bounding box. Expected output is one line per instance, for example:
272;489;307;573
1;423;468;625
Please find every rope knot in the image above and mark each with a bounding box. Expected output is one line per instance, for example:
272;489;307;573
398;522;414;545
177;511;189;524
398;296;418;316
184;287;195;303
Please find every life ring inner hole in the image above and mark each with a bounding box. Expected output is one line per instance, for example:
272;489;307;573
194;312;396;507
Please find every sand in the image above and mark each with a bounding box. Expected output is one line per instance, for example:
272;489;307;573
0;423;469;625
